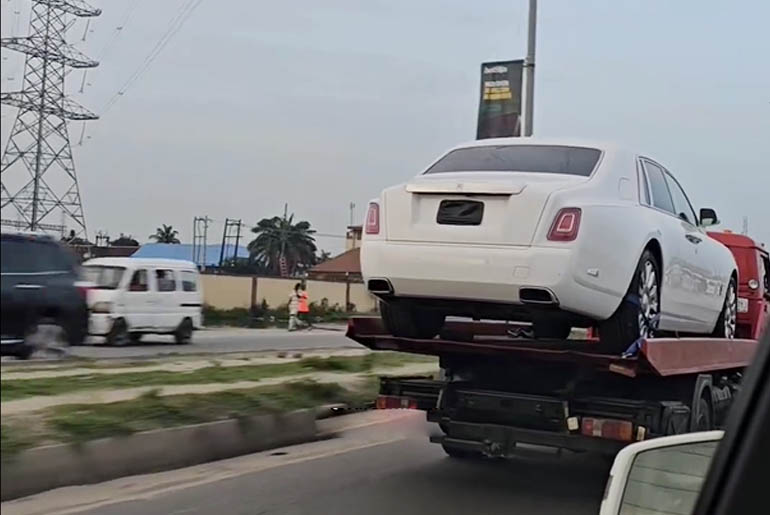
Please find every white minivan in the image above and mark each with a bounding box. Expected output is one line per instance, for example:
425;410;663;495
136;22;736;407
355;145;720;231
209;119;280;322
81;258;202;345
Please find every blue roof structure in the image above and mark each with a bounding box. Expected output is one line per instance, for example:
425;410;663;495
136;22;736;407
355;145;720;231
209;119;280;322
132;243;249;266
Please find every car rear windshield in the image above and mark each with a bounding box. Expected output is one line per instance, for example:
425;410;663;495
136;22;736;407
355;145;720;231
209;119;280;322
424;145;602;176
82;265;126;289
1;237;76;274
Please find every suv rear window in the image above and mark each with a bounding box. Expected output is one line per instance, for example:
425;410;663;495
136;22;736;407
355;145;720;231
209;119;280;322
424;145;601;176
1;237;75;274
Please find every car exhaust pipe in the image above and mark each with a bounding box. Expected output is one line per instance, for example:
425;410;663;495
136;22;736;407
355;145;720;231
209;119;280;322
368;278;394;295
519;287;558;305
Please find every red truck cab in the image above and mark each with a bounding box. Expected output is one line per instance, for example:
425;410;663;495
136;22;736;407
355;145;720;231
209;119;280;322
709;231;769;340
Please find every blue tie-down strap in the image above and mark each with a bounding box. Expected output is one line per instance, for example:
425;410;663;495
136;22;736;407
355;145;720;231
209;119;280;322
621;293;660;358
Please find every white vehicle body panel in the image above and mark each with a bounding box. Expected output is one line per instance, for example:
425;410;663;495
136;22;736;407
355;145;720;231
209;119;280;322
83;258;202;336
361;138;737;333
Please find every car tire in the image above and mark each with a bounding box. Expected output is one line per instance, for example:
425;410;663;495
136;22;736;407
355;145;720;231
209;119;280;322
174;318;193;345
712;276;738;339
532;321;572;340
106;318;129;347
23;317;70;359
380;301;445;339
599;249;661;353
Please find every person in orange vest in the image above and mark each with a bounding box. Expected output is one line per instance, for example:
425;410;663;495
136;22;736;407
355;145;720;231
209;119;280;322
297;283;311;328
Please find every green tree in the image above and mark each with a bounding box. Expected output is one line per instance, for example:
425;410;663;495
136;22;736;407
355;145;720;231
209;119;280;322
248;214;317;276
149;224;181;244
110;234;139;247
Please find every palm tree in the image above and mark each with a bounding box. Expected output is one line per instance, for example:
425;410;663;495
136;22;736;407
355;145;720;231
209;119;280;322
248;214;317;276
150;224;181;244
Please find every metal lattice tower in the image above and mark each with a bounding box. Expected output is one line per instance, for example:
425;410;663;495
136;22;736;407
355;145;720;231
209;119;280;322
1;0;101;236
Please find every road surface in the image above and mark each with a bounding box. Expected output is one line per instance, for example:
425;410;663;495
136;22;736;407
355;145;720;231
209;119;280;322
3;411;612;515
69;327;357;359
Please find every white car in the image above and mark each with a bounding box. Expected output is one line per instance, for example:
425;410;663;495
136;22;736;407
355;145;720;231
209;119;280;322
361;138;738;350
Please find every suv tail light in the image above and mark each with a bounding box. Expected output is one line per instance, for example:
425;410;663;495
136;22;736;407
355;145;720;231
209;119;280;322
547;208;582;241
365;202;380;235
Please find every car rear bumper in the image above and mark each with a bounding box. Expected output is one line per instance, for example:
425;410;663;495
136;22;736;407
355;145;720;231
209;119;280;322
362;241;621;319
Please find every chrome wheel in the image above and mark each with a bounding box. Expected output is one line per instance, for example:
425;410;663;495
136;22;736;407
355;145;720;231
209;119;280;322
637;260;660;338
722;281;737;339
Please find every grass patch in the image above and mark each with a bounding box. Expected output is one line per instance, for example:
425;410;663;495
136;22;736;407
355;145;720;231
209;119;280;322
1;424;33;459
1;352;436;402
44;380;373;444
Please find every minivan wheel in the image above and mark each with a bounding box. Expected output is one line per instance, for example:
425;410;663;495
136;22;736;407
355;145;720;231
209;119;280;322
380;301;445;339
107;318;129;346
712;276;738;339
175;318;193;345
599;250;660;353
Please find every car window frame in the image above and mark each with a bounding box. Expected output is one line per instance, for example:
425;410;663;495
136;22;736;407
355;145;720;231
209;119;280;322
639;158;677;218
662;170;699;228
127;268;150;293
180;270;198;292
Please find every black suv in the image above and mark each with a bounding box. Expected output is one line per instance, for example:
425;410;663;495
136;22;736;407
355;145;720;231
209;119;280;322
0;232;88;359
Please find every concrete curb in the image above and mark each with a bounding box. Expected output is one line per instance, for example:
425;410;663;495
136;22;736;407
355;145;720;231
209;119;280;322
0;409;318;502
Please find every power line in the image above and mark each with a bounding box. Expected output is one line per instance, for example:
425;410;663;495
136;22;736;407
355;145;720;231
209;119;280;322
101;0;204;114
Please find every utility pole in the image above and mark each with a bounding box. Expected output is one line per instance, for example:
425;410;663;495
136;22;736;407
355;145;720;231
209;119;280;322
742;216;749;235
521;0;537;137
1;0;102;236
349;202;356;226
192;216;211;270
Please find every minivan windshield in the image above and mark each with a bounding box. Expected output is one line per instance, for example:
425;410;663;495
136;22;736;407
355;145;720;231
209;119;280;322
424;145;601;176
82;265;126;290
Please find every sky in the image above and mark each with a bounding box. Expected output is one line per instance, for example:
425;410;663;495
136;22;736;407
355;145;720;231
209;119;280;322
1;0;769;252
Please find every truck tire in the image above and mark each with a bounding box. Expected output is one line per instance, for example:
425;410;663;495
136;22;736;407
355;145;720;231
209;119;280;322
692;397;713;431
599;250;660;353
380;301;445;339
712;276;737;339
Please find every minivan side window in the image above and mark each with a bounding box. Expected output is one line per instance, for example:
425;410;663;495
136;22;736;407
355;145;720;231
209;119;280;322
181;271;197;292
643;161;676;214
155;269;177;292
129;269;149;292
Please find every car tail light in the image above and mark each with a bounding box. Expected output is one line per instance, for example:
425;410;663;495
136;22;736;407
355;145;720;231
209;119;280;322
75;281;92;300
365;202;380;235
547;208;582;241
375;395;417;410
581;417;634;441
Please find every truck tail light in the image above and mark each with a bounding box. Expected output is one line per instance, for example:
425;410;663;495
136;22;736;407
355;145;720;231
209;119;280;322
547;208;581;241
376;395;417;410
365;202;380;234
581;417;633;441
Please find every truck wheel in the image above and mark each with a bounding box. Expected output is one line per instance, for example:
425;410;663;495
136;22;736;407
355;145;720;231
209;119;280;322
532;321;572;340
175;318;193;344
599;250;660;353
692;397;713;431
712;276;737;339
106;318;129;346
380;301;445;339
442;443;482;460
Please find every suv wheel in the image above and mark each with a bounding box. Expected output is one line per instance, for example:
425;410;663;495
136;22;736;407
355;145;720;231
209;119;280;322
380;301;445;339
23;318;70;359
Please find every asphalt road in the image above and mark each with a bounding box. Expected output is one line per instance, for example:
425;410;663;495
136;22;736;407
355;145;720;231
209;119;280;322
68;327;358;359
4;411;613;515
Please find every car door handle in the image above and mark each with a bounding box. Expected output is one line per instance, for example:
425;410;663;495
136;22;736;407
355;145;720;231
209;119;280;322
14;284;43;290
685;234;702;244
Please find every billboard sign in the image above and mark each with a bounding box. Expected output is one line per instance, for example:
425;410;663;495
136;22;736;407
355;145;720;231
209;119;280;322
476;60;523;139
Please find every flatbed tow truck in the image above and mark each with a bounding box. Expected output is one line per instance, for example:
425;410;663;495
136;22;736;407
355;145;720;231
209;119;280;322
347;234;768;457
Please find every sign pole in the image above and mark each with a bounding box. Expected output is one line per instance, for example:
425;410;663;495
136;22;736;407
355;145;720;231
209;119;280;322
522;0;537;137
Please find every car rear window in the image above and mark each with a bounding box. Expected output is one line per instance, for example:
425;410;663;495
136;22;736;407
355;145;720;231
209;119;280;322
1;237;75;274
424;145;601;176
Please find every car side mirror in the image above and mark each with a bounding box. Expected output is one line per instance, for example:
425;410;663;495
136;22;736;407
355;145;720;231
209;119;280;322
599;431;723;515
699;208;719;227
